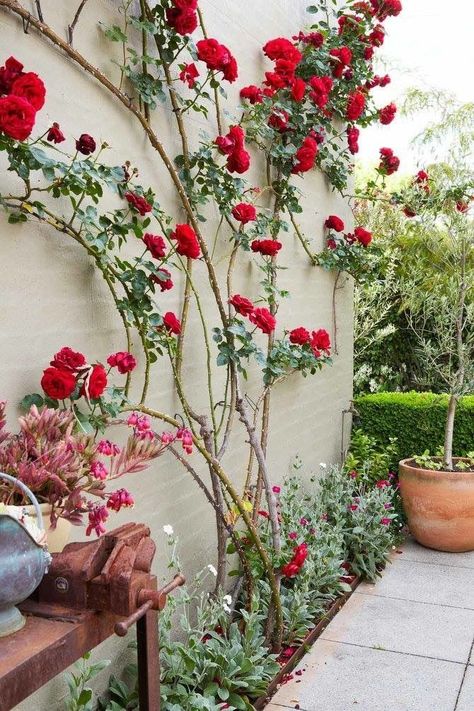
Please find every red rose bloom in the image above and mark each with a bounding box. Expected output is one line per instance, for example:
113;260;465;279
291;77;306;102
223;56;238;82
415;170;429;184
171;223;201;259
152;267;174;292
0;56;24;95
165;6;198;35
87;365;108;399
456;201;469;213
249;308;276;334
370;0;402;20
107;351;137;374
47;122;65;144
196;39;238;82
163;311;182;335
143;233;167;259
354;226;372;246
50;346;86;372
403;206;416;218
329;46;353;78
325;215;345;232
379;147;400;175
281;561;300;578
289;327;311;345
227;147;251;174
229;294;254;317
347;126;360;154
264;71;287;90
311;329;331;353
240;85;264;104
179;63;199;88
268;108;290;132
263;38;302;65
125;191;152;216
346;90;365;121
309;76;333;108
232;203;257;224
215;124;244;155
251;239;282;256
291;135;318;174
0;95;36;140
41;367;76;400
379;102;397;125
75;133;96;155
10;72;46;110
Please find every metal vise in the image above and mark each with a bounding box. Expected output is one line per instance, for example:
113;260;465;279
34;522;184;635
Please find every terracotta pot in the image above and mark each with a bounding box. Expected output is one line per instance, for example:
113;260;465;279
399;458;474;552
24;503;72;553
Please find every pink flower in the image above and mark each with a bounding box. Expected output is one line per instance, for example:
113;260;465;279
90;461;108;481
107;488;134;512
272;485;281;494
86;505;109;537
177;427;193;454
288;531;297;540
107;351;137;374
97;440;120;456
348;504;358;511
299;517;308;526
380;517;391;526
376;479;390;489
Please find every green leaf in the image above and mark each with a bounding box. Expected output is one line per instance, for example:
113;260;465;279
20;393;44;410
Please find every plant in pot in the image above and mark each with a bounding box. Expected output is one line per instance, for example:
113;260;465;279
389;165;474;551
0;346;193;551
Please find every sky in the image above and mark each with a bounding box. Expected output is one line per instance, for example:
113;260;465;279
359;0;474;172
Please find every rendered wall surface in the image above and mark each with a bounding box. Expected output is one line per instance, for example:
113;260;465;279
0;1;353;708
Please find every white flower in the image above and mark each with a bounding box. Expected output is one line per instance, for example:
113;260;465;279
207;564;217;577
319;462;327;469
163;524;174;536
223;594;232;604
223;594;232;613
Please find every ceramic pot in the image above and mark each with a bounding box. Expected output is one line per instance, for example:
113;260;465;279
0;473;51;637
24;503;72;553
399;458;474;552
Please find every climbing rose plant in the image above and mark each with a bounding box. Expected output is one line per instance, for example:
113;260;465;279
0;0;401;648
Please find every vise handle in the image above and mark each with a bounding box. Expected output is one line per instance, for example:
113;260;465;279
114;574;185;637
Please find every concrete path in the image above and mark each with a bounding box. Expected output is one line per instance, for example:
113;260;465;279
267;538;474;711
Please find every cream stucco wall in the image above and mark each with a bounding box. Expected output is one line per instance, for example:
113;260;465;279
0;1;353;708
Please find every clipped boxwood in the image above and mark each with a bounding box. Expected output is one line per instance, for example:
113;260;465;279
354;392;474;462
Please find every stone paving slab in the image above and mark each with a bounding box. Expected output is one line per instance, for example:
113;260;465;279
268;639;464;711
357;558;474;609
456;665;474;710
320;592;474;663
401;538;474;570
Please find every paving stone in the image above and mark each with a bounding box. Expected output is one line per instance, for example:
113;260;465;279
269;639;463;711
400;538;474;569
320;592;474;663
455;666;474;710
357;557;474;609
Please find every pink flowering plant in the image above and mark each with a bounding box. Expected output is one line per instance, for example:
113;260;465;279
0;0;401;648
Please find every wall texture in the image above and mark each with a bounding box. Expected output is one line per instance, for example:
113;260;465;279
0;1;353;708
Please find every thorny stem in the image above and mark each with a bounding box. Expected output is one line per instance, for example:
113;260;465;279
67;0;88;45
289;211;318;265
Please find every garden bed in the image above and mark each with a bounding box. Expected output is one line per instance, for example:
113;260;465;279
255;575;360;709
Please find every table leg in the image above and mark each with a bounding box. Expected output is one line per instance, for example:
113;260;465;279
136;609;160;710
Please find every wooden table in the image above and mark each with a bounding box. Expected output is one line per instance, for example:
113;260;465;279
0;600;159;711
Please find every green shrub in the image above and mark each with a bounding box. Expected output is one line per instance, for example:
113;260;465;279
355;392;474;463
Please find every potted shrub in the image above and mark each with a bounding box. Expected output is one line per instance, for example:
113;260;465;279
392;166;474;551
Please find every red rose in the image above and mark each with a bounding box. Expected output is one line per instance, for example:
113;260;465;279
10;72;46;111
229;294;254;317
143;233;167;259
268;109;290;132
0;95;36;140
329;46;352;78
249;308;276;334
292;542;308;566
75;133;96;155
281;561;300;578
215;124;244;155
325;215;345;232
378;147;399;175
240;85;264;104
50;347;86;372
163;311;182;335
347;126;360;154
232;203;257;224
41;367;76;400
152;267;174;292
125;191;152;216
403;206;416;218
370;0;402;20
251;239;282;256
173;0;198;8
294;31;324;47
171;223;201;259
291;77;306;102
179;63;199;88
415;170;429;184
264;71;287;90
263;38;302;65
369;25;385;46
107;351;137;374
456;201;469;213
47;122;65;144
354;226;372;246
289;327;311;345
165;6;198;35
379;102;397;125
196;39;237;82
311;329;331;353
346;90;365;121
291;136;318;174
0;56;24;95
223;56;238;82
309;76;333;108
227;147;250;174
87;365;108;399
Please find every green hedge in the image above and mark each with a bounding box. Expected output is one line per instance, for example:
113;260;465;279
354;392;474;461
